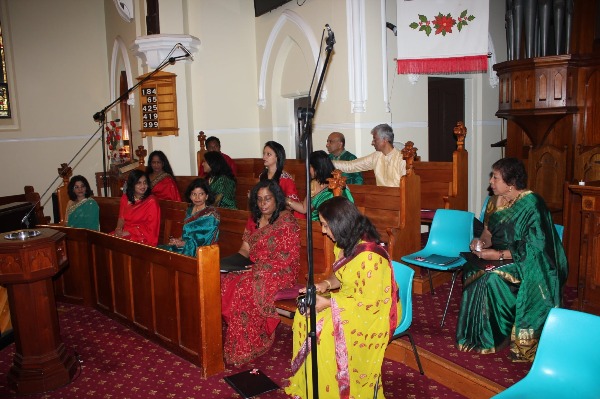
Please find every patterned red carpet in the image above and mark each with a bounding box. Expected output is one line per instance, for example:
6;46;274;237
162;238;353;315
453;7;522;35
0;302;468;399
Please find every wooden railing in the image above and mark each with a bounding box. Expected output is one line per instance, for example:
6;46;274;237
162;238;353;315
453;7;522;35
52;225;224;377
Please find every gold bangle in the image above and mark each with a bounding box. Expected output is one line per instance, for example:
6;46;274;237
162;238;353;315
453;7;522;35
324;279;331;290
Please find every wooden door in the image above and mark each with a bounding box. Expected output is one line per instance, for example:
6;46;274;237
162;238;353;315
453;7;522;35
428;78;465;161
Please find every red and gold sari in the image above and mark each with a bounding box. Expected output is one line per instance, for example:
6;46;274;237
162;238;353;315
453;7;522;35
221;211;300;365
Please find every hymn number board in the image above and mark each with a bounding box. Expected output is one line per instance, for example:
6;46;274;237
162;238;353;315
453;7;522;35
137;71;179;138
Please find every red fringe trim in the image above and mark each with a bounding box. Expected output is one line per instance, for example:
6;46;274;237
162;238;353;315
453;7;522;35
397;55;488;74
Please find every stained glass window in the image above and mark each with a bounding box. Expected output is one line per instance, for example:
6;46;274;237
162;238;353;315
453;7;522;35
0;22;11;118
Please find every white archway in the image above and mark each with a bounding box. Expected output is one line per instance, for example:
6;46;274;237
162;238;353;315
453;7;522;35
257;10;327;109
110;36;134;107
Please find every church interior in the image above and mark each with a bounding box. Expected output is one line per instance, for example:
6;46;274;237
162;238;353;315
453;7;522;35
1;0;600;398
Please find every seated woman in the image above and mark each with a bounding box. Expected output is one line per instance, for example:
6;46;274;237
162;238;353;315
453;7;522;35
456;157;568;362
221;179;300;365
201;151;237;209
65;175;99;230
159;178;220;257
287;150;354;220
146;150;181;202
285;197;400;399
112;169;161;246
259;140;302;218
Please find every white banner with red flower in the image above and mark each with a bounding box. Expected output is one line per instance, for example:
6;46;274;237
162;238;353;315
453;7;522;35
396;0;489;74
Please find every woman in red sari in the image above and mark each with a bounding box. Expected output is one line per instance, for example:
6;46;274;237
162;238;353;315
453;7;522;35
221;179;300;365
112;169;161;246
258;141;303;218
146;150;181;202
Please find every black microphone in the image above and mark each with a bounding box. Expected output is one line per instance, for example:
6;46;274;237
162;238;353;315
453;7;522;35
176;43;194;61
386;22;398;36
325;24;335;47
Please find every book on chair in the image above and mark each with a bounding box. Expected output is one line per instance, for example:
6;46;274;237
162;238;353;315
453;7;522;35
220;253;254;272
416;254;461;266
460;252;514;271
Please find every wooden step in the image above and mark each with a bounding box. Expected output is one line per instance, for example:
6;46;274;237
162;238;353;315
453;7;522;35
385;339;505;399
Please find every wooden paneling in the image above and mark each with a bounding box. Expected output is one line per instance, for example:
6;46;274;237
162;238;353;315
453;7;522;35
574;145;600;181
565;182;600;316
52;226;224;377
528;144;567;221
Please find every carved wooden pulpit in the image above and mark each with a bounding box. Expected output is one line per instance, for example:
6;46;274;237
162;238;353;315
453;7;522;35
0;228;76;394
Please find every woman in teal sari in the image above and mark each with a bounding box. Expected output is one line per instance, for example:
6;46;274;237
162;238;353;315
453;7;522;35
160;178;220;257
65;175;99;231
202;151;237;209
287;150;353;220
456;158;567;362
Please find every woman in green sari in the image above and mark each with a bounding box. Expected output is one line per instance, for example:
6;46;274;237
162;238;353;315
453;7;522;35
456;158;567;362
287;150;353;220
160;178;220;257
202;151;237;209
65;175;99;231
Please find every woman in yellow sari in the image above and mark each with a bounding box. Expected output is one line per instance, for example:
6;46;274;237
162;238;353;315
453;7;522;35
285;197;400;399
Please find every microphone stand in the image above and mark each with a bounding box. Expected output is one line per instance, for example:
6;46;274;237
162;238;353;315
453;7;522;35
298;26;335;399
19;45;193;227
19;124;104;228
92;45;191;196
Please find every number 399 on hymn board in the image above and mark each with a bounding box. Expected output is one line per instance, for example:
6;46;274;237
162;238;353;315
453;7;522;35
137;71;179;138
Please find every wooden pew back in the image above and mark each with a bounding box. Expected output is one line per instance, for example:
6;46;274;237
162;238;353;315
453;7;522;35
349;169;421;261
0;186;49;224
413;148;468;212
52;226;224;377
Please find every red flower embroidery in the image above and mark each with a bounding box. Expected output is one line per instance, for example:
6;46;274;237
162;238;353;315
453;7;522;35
433;14;456;35
409;9;475;37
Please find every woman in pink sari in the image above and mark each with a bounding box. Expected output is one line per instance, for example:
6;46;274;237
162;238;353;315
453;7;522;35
112;169;161;246
221;179;300;365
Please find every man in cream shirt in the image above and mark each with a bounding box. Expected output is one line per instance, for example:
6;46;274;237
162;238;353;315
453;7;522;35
332;124;406;187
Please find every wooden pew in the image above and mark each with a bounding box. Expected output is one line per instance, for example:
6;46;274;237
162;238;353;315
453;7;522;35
415;122;469;221
0;185;49;225
51;201;224;377
230;125;468;222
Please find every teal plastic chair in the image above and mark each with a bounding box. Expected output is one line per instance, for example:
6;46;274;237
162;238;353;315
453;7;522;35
554;223;564;242
492;308;600;399
480;195;491;221
401;209;474;327
390;261;424;374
